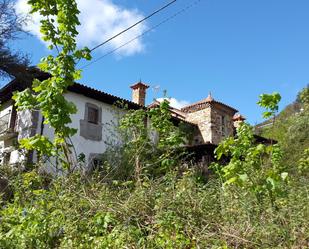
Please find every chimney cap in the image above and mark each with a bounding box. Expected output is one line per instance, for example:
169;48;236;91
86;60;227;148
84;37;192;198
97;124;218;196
130;81;150;90
233;113;246;121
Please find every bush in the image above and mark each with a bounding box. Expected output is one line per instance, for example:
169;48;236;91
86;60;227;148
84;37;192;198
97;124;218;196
0;167;308;248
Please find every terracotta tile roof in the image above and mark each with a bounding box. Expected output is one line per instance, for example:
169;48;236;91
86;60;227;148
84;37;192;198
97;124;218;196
0;70;142;110
68;83;142;110
130;81;149;90
147;100;161;108
148;100;187;119
147;100;196;126
181;93;238;113
169;107;187;120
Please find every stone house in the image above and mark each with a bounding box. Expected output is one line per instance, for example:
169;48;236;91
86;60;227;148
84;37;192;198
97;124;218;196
0;69;245;171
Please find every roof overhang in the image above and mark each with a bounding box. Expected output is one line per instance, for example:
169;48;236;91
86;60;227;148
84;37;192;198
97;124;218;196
0;70;142;110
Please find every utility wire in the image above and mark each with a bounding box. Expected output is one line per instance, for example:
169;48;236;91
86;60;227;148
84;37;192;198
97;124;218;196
80;0;202;70
89;0;177;52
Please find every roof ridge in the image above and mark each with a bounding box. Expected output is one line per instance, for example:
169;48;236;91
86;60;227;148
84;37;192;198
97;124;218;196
70;82;143;109
181;97;238;113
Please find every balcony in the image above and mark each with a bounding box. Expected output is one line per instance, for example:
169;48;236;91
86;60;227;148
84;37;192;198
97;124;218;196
0;112;17;141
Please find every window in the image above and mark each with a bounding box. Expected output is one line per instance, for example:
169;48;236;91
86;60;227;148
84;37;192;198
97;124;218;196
221;115;226;135
80;103;103;141
88;106;99;124
88;153;104;171
92;158;104;170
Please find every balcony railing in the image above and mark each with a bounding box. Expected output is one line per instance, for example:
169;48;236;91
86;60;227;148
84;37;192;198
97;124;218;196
0;113;10;134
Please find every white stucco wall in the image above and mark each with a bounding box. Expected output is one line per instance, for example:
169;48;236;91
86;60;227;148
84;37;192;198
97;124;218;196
0;92;127;169
0;101;12;149
0;101;41;166
0;101;13;118
0;101;14;164
41;92;125;171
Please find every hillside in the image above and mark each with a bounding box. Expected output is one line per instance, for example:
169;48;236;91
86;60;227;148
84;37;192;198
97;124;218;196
255;86;309;168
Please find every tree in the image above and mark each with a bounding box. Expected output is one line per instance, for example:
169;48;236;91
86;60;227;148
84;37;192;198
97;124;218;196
13;0;91;171
118;100;186;183
213;93;288;209
257;92;281;126
0;0;30;79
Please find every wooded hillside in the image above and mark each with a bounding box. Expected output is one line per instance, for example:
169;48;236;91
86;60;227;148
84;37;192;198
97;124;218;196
256;85;309;169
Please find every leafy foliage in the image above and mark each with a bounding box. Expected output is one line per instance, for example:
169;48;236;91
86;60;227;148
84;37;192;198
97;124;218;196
298;148;309;174
258;86;309;170
105;100;186;183
257;92;281;119
212;92;288;208
0;168;308;248
213;123;288;207
1;89;309;248
298;84;309;110
13;0;91;170
0;0;308;246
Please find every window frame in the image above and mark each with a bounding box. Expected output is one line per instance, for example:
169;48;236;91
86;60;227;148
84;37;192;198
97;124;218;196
87;106;99;124
84;103;102;125
80;102;103;141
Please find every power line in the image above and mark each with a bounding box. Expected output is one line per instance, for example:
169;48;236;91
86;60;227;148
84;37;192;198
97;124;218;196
80;0;202;70
89;0;177;52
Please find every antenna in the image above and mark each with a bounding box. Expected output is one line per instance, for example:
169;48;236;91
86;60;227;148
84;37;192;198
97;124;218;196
152;85;161;100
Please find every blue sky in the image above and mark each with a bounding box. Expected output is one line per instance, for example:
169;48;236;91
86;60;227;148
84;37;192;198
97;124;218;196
6;0;309;124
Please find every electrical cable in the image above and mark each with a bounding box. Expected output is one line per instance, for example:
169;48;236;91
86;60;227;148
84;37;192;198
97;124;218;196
89;0;177;52
80;0;202;70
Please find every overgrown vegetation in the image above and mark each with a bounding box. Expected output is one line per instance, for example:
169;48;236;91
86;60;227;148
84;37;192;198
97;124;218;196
212;93;287;209
13;0;91;171
0;88;309;248
0;162;308;248
100;100;187;184
258;85;309;171
1;0;308;247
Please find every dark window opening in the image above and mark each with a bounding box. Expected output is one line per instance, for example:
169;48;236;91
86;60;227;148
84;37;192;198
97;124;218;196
221;115;226;135
88;107;99;124
91;157;104;171
3;152;10;165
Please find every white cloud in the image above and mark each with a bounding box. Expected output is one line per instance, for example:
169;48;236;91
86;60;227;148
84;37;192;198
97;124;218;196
157;98;190;110
15;0;147;56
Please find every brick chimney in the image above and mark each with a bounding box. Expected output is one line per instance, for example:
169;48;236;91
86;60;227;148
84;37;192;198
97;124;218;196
130;81;149;106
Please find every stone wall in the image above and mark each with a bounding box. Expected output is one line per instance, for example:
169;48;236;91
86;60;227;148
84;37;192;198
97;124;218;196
16;110;40;141
184;103;236;145
185;105;213;143
211;105;235;145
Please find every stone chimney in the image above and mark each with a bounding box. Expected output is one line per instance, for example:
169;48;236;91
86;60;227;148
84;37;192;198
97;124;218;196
130;81;149;106
233;113;246;129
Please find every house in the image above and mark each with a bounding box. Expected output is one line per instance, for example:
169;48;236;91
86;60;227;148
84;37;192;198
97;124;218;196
0;68;246;171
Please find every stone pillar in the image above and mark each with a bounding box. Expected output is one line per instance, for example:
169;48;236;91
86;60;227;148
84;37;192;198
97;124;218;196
130;82;149;106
